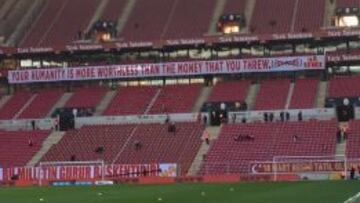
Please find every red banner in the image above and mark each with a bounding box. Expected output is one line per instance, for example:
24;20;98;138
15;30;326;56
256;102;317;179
251;160;360;174
0;164;161;182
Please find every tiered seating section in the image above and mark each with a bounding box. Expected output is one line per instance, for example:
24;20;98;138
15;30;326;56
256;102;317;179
162;0;216;39
346;120;360;159
337;0;359;7
64;86;107;108
41;122;204;175
289;78;318;109
0;130;50;168
208;80;250;102
100;0;126;21
0;91;32;120
18;89;64;119
223;0;247;14
328;76;360;98
103;86;158;115
121;0;173;41
199;120;337;175
148;84;201;114
41;124;134;163
115;122;204;175
21;0;100;47
294;0;325;32
254;79;290;110
250;0;295;34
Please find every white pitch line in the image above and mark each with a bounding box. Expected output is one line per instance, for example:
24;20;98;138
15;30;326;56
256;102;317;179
343;192;360;203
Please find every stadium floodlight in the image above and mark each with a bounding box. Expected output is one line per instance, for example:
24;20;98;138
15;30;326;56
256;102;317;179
38;160;105;186
338;16;359;27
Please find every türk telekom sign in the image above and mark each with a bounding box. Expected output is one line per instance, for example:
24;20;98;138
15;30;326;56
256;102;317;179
8;55;325;84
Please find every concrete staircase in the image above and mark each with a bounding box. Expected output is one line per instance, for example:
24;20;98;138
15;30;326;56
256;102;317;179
285;82;295;109
0;94;12;110
94;90;117;116
315;80;328;108
290;0;299;33
26;131;65;167
13;94;37;119
6;0;45;46
0;0;17;20
191;86;213;113
117;0;137;34
245;83;259;110
46;92;73;117
207;0;227;35
144;88;162;115
85;0;109;33
324;0;337;27
187;126;221;176
243;0;257;33
335;142;346;159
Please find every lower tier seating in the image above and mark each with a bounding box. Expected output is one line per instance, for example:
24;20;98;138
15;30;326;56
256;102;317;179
40;122;204;175
199;120;337;175
0;130;50;168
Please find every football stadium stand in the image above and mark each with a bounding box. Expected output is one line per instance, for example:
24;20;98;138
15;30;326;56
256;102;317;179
18;89;64;119
0;90;33;120
0;0;360;187
254;79;290;110
103;86;158;116
289;78;318;109
199;120;338;175
64;86;107;108
328;75;360;98
40;122;204;175
0;130;50;168
207;80;250;103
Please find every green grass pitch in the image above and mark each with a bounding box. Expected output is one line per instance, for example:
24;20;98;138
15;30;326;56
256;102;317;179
0;180;359;203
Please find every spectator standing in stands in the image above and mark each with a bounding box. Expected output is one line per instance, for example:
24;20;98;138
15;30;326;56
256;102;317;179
286;112;290;121
264;113;268;122
202;130;210;145
350;167;355;180
31;120;36;130
280;112;285;122
203;115;208;125
298;111;303;121
269;113;274;122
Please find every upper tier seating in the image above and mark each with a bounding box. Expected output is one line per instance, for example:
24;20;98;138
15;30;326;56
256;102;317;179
64;86;107;108
223;0;247;14
0;130;50;168
199;120;337;175
328;76;360;98
0;91;32;120
254;79;290;110
103;86;158;115
337;0;359;7
100;0;126;21
293;0;325;32
208;80;250;102
148;84;201;114
18;89;64;119
289;78;318;109
162;0;216;39
41;122;204;175
346;120;360;159
121;0;173;41
21;0;100;47
250;0;295;34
